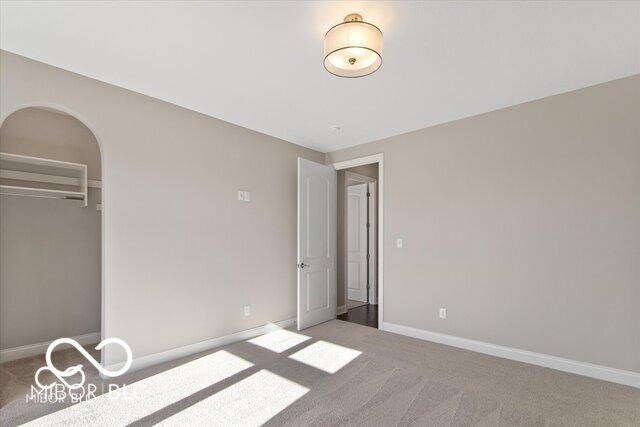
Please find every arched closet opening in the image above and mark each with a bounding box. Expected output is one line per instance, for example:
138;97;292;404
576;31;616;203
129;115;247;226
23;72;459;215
0;106;102;364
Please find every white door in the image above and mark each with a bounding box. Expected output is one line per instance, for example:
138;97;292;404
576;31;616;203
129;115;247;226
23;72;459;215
368;182;377;305
347;184;368;302
297;158;336;330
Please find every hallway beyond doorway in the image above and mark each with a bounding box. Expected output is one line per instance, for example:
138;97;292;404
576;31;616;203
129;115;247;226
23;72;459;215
347;299;366;310
337;304;378;329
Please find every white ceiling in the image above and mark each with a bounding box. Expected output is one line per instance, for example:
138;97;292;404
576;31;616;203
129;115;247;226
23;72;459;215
1;1;639;153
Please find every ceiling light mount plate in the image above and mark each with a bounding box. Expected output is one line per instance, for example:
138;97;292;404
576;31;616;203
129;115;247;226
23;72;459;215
323;13;383;78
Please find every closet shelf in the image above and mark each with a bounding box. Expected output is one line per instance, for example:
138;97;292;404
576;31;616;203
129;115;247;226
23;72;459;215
0;152;88;206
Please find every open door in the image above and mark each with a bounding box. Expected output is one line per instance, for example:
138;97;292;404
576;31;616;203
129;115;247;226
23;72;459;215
297;158;336;330
347;183;368;303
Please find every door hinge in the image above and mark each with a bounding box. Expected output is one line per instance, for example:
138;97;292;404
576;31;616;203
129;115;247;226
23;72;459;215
367;192;371;197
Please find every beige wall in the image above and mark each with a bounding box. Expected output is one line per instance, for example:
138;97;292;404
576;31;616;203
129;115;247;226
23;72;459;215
336;164;379;307
327;75;640;373
1;108;102;350
0;51;324;366
344;164;378;180
0;190;101;349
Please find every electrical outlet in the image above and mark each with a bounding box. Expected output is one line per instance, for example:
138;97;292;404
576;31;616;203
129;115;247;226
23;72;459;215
439;308;447;319
244;305;251;316
396;238;403;248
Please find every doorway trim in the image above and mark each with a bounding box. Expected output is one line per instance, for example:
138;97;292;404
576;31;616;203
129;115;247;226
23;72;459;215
332;153;384;328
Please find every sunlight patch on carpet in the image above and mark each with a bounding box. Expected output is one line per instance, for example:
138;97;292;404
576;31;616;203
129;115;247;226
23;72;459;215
247;329;311;353
28;350;253;425
288;340;361;374
159;369;309;425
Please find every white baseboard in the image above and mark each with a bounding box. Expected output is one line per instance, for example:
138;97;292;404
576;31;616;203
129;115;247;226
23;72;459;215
337;305;347;315
105;318;296;374
381;322;640;389
0;332;100;363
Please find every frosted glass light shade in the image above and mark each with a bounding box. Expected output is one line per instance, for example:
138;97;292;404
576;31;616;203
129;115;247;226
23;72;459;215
323;14;382;78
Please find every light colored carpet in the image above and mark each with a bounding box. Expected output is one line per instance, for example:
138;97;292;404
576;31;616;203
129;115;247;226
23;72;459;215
1;320;639;426
347;300;367;310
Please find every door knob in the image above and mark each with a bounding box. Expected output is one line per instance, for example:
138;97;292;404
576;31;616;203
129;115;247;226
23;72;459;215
298;262;309;269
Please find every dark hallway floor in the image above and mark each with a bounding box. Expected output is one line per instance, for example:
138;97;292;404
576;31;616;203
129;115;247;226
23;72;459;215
337;304;378;328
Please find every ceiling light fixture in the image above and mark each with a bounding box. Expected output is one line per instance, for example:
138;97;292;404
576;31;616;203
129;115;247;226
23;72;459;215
323;13;383;78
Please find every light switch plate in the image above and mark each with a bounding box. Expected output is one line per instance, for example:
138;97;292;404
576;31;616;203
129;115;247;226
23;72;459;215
396;238;403;248
238;190;244;201
243;190;250;202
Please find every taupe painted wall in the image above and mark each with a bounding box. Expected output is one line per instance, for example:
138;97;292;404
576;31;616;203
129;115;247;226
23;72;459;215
327;75;640;373
344;164;378;181
1;108;102;350
0;191;101;349
0;51;324;365
336;164;379;307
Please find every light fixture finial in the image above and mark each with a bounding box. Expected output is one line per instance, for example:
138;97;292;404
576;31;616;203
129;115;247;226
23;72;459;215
343;13;363;23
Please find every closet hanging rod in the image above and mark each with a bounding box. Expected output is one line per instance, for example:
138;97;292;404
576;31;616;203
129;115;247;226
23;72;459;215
0;193;83;200
0;185;85;201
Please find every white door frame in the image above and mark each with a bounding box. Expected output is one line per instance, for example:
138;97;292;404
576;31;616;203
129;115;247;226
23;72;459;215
332;154;384;328
344;172;377;306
